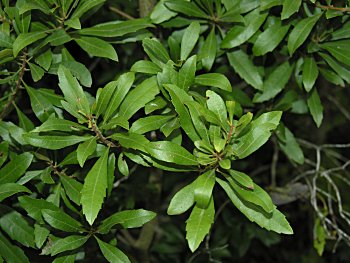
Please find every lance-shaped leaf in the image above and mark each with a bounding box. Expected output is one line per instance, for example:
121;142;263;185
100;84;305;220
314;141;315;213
229;170;254;190
142;38;171;68
164;0;209;19
60;175;83;205
42;209;83;232
147;141;198;166
217;178;293;234
186;198;215;252
194;169;215;208
307;88;323;127
81;148;109;225
71;0;105;19
181;22;201;60
25;85;55;122
77;137;97;167
96;237;130;263
281;0;301;20
195;73;231;91
302;56;319;92
200;28;217;71
130;115;174;134
110;132;149;152
51;235;89;256
0;210;35;248
13;31;47;57
277;124;304;164
0;152;33;184
320;40;350;67
167;181;196;215
206;90;228;126
0;183;31;202
98;209;156;234
23;133;91;150
0;232;29;263
34;224;50;249
178;55;196;91
319;52;350;84
33;117;87;133
75;36;118;61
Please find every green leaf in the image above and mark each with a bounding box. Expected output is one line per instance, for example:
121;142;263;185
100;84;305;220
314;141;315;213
130;115;174;134
117;153;129;177
102;72;135;122
200;28;217;71
307;88;323;127
78;18;154;37
77;137;97;167
51;235;89;256
146;141;198;166
186;198;215;252
227;177;275;213
60;175;83;206
75;36;118;61
0;232;29;263
277;124;304;164
253;61;293;102
185;101;210;142
195;73;231;91
221;9;268;49
35;49;52;71
319;52;350;84
71;0;105;19
151;0;177;23
13;31;47;57
227;50;263;90
331;21;350;40
119;77;159;120
181;21;201;60
0;183;31;202
34;224;50;249
142;38;171;68
96;237;130;263
206;90;227;126
229;170;254;190
253;21;290;56
98;209;156;234
178;55;196;91
302;56;319;92
60;61;92;87
33;117;87;132
109;132;149;152
287;14;321;56
131;60;161;75
45;29;72;46
25;85;54;122
14;104;35;131
58;65;90;115
320;40;350;67
194;170;215;208
81;148;109;225
164;0;209;19
233;111;282;158
0;32;13;48
0;210;35;248
28;62;44;82
281;0;301;20
167;182;196;215
42;209;83;232
217;178;293;234
52;255;76;263
0;152;33;184
23;133;90;150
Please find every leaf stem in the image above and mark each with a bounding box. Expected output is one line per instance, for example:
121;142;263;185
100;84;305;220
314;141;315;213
90;120;117;148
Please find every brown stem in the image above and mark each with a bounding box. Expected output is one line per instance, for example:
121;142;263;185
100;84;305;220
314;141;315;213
0;54;27;120
109;6;135;20
316;2;350;12
91;121;117;148
226;124;234;144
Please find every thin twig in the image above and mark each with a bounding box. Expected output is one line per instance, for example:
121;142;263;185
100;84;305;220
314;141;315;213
109;6;135;20
90;121;117;147
316;2;350;12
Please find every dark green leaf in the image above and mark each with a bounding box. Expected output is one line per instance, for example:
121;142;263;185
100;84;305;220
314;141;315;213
307;88;323;127
195;73;231;91
194;169;215;208
75;37;118;61
178;55;196;91
320;40;350;67
0;152;33;184
0;183;31;202
96;237;130;263
229;170;254;189
130;115;174;134
165;0;209;19
281;0;301;20
34;224;50;249
13;31;47;57
181;22;201;60
51;235;89;256
42;209;83;232
0;232;29;263
200;28;217;71
302;56;319;92
167;182;196;215
142;38;171;68
60;175;83;206
77;137;97;167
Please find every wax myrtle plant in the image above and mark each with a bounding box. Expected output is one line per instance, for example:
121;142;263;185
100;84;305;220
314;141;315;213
1;0;350;262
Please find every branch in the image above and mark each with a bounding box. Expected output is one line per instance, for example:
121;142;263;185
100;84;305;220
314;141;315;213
316;2;350;12
91;121;117;148
0;54;27;120
109;6;135;20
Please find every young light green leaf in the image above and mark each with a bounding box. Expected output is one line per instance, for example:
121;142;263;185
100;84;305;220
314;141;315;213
77;137;97;167
130;115;174;134
302;56;319;92
217;178;293;234
307;88;323;127
194;170;215;208
147;141;198;166
81;148;109;225
0;210;35;248
23;133;90;150
253;22;290;56
206;90;227;126
181;21;201;60
227;50;263;90
0;183;31;202
0;232;29;263
34;224;50;249
95;237;130;263
0;152;33;184
42;209;83;232
167;182;196;215
13;31;47;57
195;73;231;91
200;28;217;71
178;55;196;91
229;170;254;190
119;77;159;120
281;0;301;20
51;235;89;256
254;61;293;102
287;14;322;56
221;9;268;49
75;36;118;61
98;209;156;234
60;175;83;206
186;198;215;252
